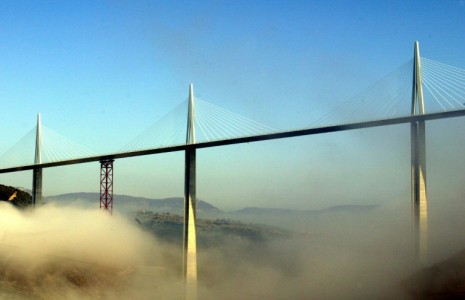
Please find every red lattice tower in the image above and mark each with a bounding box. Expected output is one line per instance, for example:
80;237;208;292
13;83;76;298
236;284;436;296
100;159;114;214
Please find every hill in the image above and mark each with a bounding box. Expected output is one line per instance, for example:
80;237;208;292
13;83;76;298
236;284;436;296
404;250;465;299
44;192;378;217
16;187;32;195
233;204;378;216
45;193;222;214
134;211;293;247
228;204;380;230
0;184;32;208
43;192;381;230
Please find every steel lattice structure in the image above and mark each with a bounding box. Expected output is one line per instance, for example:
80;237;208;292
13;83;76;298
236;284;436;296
100;159;114;214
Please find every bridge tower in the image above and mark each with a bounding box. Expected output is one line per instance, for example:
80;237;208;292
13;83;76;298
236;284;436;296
100;159;114;214
32;113;42;206
411;41;428;266
183;84;197;299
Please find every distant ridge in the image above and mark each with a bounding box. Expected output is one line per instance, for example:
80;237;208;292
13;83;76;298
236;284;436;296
44;192;379;215
233;205;379;215
44;192;222;212
233;207;308;215
322;204;379;212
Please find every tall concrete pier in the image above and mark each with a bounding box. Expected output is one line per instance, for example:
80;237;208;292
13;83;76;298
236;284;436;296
411;41;428;266
32;113;42;206
183;84;197;299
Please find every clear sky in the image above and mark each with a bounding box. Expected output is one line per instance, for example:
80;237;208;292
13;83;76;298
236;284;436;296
1;0;465;211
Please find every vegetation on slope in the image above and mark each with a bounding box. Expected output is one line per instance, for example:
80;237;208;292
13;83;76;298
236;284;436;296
134;211;293;247
0;184;32;208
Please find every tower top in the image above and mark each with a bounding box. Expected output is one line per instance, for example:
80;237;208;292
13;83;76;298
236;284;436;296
412;42;424;115
35;113;42;164
187;84;195;144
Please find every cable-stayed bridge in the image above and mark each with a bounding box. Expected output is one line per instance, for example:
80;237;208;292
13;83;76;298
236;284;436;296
2;58;465;172
1;42;465;298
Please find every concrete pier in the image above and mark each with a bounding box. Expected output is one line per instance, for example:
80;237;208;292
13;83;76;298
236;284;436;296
183;148;197;299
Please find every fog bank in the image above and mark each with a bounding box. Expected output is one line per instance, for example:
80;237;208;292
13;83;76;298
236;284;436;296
0;199;464;299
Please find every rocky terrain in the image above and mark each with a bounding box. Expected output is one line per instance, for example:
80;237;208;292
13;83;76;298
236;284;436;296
0;185;32;208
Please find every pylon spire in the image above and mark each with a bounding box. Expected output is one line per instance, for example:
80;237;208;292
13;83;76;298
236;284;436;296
34;113;41;164
412;41;425;115
32;113;42;206
187;84;195;144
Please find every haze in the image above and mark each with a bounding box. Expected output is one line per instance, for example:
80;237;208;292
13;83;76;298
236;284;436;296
1;1;465;298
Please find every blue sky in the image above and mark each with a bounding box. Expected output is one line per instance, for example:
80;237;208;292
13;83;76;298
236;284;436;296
1;0;465;210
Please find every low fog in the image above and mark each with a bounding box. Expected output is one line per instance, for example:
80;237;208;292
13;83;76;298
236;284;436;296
0;198;465;299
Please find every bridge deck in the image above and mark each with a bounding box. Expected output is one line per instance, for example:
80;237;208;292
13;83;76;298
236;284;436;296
1;108;465;174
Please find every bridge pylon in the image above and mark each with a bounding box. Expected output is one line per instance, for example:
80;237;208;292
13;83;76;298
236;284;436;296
411;41;428;267
183;84;197;300
32;113;42;206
